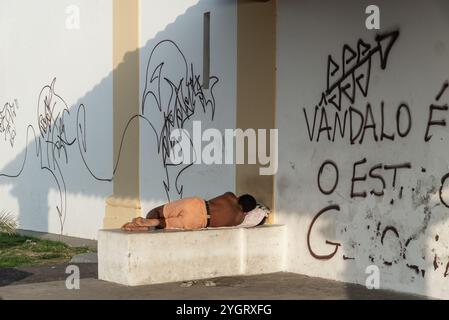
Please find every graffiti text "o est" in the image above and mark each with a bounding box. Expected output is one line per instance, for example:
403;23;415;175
307;205;342;260
317;160;339;195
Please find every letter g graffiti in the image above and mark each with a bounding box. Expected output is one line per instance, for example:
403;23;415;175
307;205;341;260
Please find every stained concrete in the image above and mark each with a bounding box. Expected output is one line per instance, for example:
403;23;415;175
0;271;427;300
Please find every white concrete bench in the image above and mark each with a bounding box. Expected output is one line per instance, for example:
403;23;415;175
98;225;286;286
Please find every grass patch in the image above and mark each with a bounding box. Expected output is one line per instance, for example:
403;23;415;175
0;232;93;268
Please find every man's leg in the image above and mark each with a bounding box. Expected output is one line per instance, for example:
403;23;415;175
132;217;161;227
145;205;164;219
122;199;188;231
121;217;161;231
123;205;164;228
121;222;149;232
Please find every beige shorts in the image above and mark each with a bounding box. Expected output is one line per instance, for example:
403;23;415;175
161;197;208;230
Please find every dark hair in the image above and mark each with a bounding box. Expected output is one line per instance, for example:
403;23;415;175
238;194;257;213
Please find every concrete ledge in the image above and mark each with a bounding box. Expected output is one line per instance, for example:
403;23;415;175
98;225;286;286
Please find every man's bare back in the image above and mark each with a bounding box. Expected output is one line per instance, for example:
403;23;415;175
207;192;245;227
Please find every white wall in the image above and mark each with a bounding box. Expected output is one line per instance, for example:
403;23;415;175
0;0;113;239
0;0;237;239
276;0;449;298
139;0;237;212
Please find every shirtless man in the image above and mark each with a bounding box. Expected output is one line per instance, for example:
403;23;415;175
121;192;257;231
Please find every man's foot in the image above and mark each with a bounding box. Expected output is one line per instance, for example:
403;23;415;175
132;217;160;227
121;222;149;232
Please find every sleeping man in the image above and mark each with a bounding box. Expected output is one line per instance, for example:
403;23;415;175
121;192;263;231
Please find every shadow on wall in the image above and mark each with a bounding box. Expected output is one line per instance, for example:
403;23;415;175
0;0;231;238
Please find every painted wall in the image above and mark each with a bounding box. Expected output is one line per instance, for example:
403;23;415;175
0;0;237;238
276;0;449;298
139;0;237;212
0;0;113;239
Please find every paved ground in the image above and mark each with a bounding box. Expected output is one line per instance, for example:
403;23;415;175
0;264;427;300
0;263;98;287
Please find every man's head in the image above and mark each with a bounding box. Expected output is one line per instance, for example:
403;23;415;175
238;194;257;213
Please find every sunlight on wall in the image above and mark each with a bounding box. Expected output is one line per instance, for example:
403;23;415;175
139;0;200;42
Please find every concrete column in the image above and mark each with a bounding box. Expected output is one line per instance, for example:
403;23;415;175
236;0;277;223
104;0;141;228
